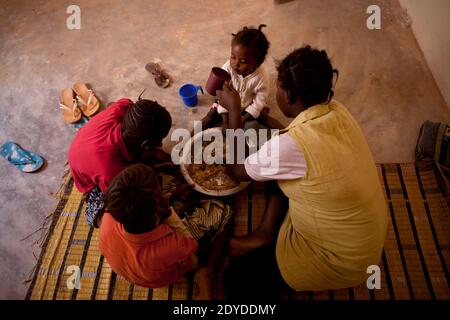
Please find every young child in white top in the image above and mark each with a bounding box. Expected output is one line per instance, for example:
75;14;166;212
202;25;271;130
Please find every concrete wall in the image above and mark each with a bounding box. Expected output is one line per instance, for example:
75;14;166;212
398;0;450;108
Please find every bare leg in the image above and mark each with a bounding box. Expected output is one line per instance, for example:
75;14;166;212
228;181;288;257
193;222;232;300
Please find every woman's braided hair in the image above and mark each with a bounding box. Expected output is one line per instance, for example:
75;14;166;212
277;45;338;108
232;24;270;66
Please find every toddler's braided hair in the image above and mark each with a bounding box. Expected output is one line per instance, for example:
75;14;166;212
232;24;270;66
277;45;338;108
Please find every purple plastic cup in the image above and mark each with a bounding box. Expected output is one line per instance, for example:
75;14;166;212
205;67;231;96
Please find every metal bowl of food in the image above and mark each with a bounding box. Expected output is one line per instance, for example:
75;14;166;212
180;128;250;196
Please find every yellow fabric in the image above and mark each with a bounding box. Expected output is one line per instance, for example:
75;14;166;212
276;100;388;291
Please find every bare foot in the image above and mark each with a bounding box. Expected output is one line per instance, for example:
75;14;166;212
192;267;213;300
228;232;272;257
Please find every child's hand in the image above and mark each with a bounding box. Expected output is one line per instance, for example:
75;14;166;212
216;83;241;112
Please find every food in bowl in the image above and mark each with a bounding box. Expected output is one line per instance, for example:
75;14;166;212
185;140;239;191
180;128;249;196
186;162;239;191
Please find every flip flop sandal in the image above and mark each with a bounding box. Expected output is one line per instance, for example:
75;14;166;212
60;88;82;124
73;82;101;117
145;62;171;88
0;141;44;173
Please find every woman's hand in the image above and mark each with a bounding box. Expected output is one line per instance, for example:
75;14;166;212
216;83;241;112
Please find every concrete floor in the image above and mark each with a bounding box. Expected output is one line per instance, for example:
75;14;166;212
0;0;449;299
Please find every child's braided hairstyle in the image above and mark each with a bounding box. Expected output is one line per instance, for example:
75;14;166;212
122;98;172;158
105;164;170;230
277;46;338;108
232;24;270;66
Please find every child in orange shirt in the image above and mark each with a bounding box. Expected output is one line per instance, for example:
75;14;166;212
99;163;232;299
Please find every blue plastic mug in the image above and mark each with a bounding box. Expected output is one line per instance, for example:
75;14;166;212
179;84;204;107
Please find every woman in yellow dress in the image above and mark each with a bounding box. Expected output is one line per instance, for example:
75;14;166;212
217;45;388;299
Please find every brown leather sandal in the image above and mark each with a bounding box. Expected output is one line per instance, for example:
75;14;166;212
145;62;171;88
73;81;101;117
59;88;82;124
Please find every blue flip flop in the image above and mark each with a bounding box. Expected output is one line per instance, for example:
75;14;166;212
0;141;45;173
